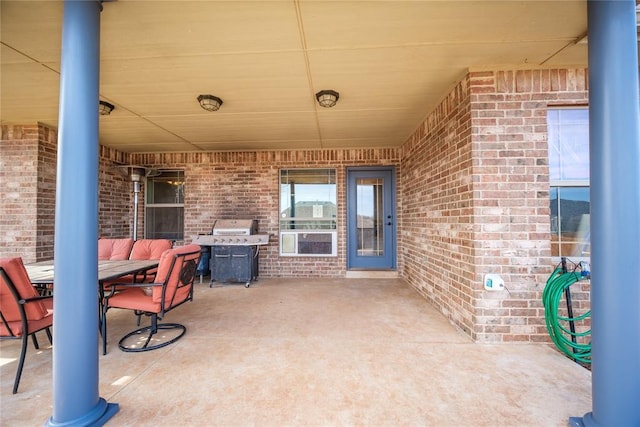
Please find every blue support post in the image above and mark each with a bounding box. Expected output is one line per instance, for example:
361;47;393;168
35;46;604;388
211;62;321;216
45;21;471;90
570;1;640;426
46;1;119;425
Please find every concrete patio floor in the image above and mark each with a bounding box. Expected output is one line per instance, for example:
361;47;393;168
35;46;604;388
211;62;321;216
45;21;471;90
1;277;591;426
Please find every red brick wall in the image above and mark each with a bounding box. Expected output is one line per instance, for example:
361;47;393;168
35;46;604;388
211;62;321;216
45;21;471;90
400;68;589;342
0;124;133;261
98;145;132;239
0;124;59;262
471;69;588;343
0;125;40;262
133;150;400;277
400;76;476;336
36;125;57;260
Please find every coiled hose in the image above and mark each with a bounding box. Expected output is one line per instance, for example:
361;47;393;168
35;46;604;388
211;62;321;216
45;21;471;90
542;261;591;364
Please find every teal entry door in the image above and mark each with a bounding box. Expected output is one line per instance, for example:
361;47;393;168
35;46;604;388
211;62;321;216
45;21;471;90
347;167;396;269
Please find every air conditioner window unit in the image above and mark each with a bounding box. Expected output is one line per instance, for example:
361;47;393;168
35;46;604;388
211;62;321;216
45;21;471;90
279;231;337;257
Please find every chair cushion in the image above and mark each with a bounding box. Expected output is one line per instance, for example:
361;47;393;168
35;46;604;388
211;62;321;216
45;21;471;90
98;238;134;261
0;311;53;337
0;257;49;325
107;287;160;312
129;239;173;260
125;239;173;283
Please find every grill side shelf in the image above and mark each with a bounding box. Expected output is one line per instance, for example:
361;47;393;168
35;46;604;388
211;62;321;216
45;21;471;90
192;235;270;246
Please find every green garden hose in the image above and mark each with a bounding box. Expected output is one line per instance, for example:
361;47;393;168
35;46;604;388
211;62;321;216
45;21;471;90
542;262;591;364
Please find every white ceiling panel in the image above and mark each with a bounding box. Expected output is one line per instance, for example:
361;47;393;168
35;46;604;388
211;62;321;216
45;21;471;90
1;0;592;153
1;62;60;125
151;112;320;143
1;44;33;65
300;1;586;48
321;138;402;149
99;116;189;147
99;51;312;115
195;139;324;151
106;141;206;154
317;109;424;140
0;1;62;63
101;1;302;59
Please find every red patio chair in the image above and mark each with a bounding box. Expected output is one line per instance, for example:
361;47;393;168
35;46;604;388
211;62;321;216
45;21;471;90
0;257;53;394
101;244;201;354
100;239;173;327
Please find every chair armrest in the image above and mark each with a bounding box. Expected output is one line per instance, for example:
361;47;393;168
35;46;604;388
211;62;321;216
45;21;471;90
18;294;53;305
103;282;162;299
108;282;162;289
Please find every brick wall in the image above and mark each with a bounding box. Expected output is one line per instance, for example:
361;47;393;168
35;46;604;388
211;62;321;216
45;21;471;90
400;68;589;342
0;123;400;274
400;76;476;336
0;125;40;261
0;124;59;262
133;149;400;277
36;125;57;260
0;124;132;261
98;145;132;238
471;69;588;342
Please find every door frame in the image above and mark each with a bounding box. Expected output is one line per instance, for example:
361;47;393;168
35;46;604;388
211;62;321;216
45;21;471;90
346;166;397;270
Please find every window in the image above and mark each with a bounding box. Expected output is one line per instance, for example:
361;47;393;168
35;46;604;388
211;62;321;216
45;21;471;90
145;170;184;240
279;169;337;256
548;108;590;258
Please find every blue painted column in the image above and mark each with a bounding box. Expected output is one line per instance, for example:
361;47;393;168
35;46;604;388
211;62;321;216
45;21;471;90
47;1;119;426
572;1;640;426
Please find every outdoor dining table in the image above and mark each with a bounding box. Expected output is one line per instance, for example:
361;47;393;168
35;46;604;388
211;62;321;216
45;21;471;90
25;259;160;285
25;259;160;326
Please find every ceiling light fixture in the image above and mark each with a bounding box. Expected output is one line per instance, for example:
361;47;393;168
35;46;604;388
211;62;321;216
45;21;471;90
315;90;339;108
99;100;114;116
198;94;223;111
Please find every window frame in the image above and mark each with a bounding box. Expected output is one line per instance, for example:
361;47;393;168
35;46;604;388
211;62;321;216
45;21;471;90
279;168;338;257
547;107;590;260
144;169;185;241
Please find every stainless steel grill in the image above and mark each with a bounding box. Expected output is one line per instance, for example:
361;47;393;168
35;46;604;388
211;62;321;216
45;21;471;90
192;219;269;287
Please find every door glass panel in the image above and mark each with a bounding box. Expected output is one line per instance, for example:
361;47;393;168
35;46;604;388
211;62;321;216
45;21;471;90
356;178;384;256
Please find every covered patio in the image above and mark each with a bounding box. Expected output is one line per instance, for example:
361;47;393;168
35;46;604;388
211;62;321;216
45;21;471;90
1;277;591;426
2;1;639;425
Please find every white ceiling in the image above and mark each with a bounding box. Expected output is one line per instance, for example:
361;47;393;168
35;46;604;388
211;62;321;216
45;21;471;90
1;1;594;153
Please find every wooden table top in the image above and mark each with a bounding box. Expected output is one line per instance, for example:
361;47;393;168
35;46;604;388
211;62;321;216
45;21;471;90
25;259;159;284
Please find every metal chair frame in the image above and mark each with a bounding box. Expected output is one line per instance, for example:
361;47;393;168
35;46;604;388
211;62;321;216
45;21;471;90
0;265;53;394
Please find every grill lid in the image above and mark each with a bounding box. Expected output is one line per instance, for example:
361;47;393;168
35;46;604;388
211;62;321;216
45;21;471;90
212;219;258;235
